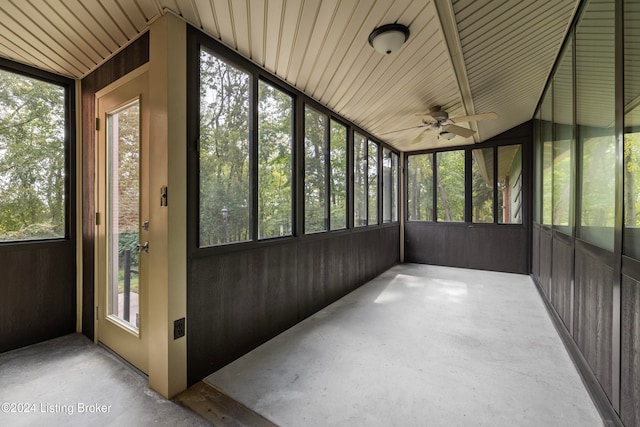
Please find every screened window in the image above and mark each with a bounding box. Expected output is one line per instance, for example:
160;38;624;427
472;148;494;223
436;150;465;222
576;0;615;251
540;88;553;226
0;68;68;242
330;120;347;230
354;133;367;227
407;154;433;221
498;145;522;224
368;140;379;225
258;80;293;239
304;105;327;233
624;0;640;258
382;148;398;223
199;49;251;246
553;38;574;233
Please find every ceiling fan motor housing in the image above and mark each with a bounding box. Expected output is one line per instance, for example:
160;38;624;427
428;107;449;122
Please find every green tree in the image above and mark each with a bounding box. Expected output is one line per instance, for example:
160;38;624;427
437;150;465;222
199;50;250;246
407;154;433;221
0;69;66;241
258;81;293;238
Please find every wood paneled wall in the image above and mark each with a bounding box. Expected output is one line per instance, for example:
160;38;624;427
532;229;631;422
621;270;640;426
404;222;528;274
80;33;149;340
551;233;573;331
0;242;75;352
187;226;399;384
0;62;76;354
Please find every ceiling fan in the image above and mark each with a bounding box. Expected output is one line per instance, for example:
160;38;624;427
381;106;498;144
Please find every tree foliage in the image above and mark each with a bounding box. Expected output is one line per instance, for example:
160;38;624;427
199;50;250;246
407;154;433;221
258;81;293;239
0;69;66;241
437;150;465;222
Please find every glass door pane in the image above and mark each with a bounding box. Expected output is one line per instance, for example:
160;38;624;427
107;100;140;331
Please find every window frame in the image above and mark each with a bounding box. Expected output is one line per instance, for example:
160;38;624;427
186;28;399;256
405;142;524;226
0;58;75;245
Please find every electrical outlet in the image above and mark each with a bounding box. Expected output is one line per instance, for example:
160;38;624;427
174;317;185;339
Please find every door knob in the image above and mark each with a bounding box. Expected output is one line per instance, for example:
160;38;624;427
136;241;149;253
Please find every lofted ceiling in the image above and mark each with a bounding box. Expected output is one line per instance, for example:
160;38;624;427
0;0;579;151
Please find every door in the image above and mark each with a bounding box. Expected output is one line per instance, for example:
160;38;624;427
96;69;149;373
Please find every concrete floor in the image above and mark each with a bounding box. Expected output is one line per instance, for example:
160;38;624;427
0;333;208;427
206;264;604;427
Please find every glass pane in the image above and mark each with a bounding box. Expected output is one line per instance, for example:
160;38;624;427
0;69;66;241
107;100;140;330
498;145;523;224
354;133;367;227
437;150;465;222
534;110;541;223
407;154;433;221
304;106;327;233
258;81;293;239
199;49;251;246
553;38;574;233
382;149;398;223
624;0;640;258
472;148;494;223
576;0;615;251
392;152;399;221
541;89;553;225
330;120;347;230
368;140;378;225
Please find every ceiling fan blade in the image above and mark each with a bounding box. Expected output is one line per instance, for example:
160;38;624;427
411;129;429;144
442;124;476;138
379;124;426;136
450;112;498;123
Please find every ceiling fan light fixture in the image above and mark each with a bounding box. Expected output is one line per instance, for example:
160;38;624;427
368;24;410;55
439;131;456;140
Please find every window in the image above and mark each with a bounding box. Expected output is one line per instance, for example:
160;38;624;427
0;67;68;242
330;120;347;230
383;148;398;223
436;150;465;222
258;80;293;239
498;145;522;224
199;49;251;246
540;88;553;226
576;0;615;251
354;132;367;227
407;154;433;221
368;140;379;225
304;105;327;233
553;38;574;233
624;0;640;258
472;148;494;223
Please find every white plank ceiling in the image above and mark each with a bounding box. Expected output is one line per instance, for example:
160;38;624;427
0;0;580;151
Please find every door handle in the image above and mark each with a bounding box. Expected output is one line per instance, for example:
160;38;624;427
136;241;149;253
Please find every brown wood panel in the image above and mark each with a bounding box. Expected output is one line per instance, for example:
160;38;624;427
621;274;640;426
187;226;399;384
532;224;540;279
0;242;75;352
539;227;552;297
551;234;573;332
574;247;613;400
404;222;528;274
80;32;149;340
